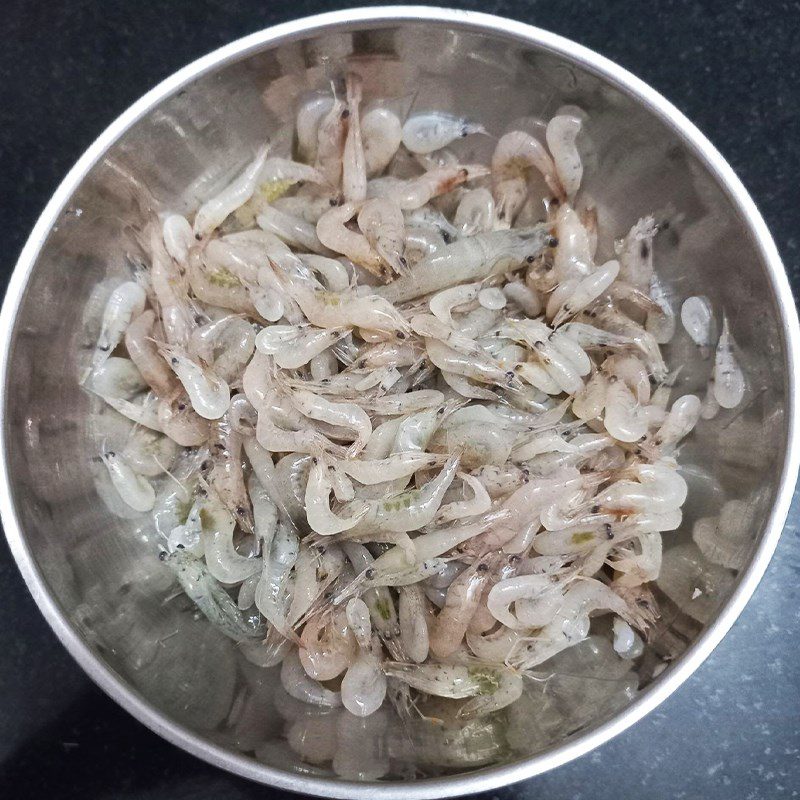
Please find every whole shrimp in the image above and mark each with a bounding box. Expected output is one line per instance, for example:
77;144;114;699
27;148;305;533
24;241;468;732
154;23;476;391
316;202;387;278
401;112;485;154
370;164;489;211
357;198;408;276
342;73;367;203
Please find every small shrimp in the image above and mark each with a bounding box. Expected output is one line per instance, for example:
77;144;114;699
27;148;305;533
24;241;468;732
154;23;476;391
382;661;522;719
435;473;492;523
342;73;367;203
398;584;430;663
229;393;257;436
486;572;564;630
159;344;230;420
341;649;387;717
151;228;193;347
297;93;335;163
256;389;339;457
357;198;407;276
346;597;374;650
646;275;676;344
680;295;716;352
552;204;593;281
492;131;563;225
377;225;553;304
288;543;346;624
290;389;372;456
257;206;331;255
371;165;489;211
260;157;326;186
158;394;211;446
100;448;155;512
551;260;620;327
255;324;349;370
604;376;648;442
653;394;701;448
314;93;348;187
280;648;342;707
299;608;357;681
204;415;253;533
425;338;512;387
429;283;481;326
255;520;300;635
545;114;583;200
300;254;351;292
161;213;194;266
88;357;147;401
362;107;402;176
121;426;178;477
199;490;261;583
91;281;147;370
340;451;445;485
124;310;179;399
713;316;745;409
305;457;369;535
193;144;270;238
615;216;657;291
344;454;460;536
454;187;495;236
401;112;485;154
167;551;265;642
187;247;259;317
316;201;386;278
428;561;491;658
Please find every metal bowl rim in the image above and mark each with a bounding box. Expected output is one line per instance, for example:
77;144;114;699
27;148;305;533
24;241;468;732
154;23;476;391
1;6;798;798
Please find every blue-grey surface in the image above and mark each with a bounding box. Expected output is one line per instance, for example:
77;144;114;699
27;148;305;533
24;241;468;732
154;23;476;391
1;1;799;798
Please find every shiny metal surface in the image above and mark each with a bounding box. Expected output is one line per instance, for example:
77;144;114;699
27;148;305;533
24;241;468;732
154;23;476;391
1;6;798;798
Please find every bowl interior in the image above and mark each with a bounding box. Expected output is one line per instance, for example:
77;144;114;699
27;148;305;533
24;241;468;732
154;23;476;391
2;12;791;792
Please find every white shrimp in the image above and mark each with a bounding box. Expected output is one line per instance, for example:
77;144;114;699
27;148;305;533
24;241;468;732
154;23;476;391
290;389;372;456
435;473;492;523
653;394;701;448
159;344;230;420
454;187;495;235
255;324;348;370
255;520;300;635
342;73;367;203
200;492;261;583
124;311;179;399
158;394;210;446
316;201;387;278
340;452;445;485
161;213;194;265
341;650;387;717
305;457;369;535
616;216;657;290
492;131;562;226
429;283;481;326
398;584;429;663
100;448;155;512
314;93;348;187
370;165;489;211
281;649;342;707
193;144;270;238
377;225;553;304
551;260;620;327
346;597;374;650
401;112;485;154
362;107;402;176
358;198;407;276
680;295;716;352
257;206;331;255
121;427;178;477
91;281;147;371
713;316;745;409
297;93;335;163
545;114;583;200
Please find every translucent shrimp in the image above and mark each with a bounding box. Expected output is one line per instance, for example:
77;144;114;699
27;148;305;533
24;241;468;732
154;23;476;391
205;415;253;533
653;394;701;449
255;520;300;634
357;198;407;276
280;649;342;707
371;165;489;211
487;572;565;630
305;457;369;535
680;295;716;351
341;649;387;717
158;394;210;446
187;247;259;317
256;388;340;458
297;93;335;163
615;216;657;290
713;316;745;408
161;213;194;266
361;107;402;176
316;201;387;278
551;260;620;327
91;281;147;371
454;187;495;235
398;584;430;663
193;144;270;238
299;608;357;681
314;94;348;187
646;275;676;344
344;454;460;536
428;561;490;658
124;310;179;399
290;389;372;456
255;324;349;370
382;662;522;719
492;131;562;225
100;448;155;512
342;73;367;203
429;283;480;326
377;225;553;304
167;551;265;642
121;426;178;477
434;473;492;524
401;112;485;154
199;491;261;583
88;357;147;401
340;452;445;485
545;114;583;200
159;344;230;420
346;597;374;650
257;206;331;255
229;393;258;436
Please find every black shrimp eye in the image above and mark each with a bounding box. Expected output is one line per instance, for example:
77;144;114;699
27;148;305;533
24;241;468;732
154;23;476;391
171;357;178;365
176;543;185;550
236;506;246;516
525;255;536;264
194;232;202;241
547;235;559;247
341;108;350;119
177;402;186;411
311;457;318;465
158;551;168;561
365;568;375;579
477;563;489;572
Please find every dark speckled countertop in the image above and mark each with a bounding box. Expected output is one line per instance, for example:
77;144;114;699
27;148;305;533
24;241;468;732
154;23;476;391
1;1;799;798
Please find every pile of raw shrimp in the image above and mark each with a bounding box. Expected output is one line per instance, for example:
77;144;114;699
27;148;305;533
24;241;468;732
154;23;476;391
86;73;746;725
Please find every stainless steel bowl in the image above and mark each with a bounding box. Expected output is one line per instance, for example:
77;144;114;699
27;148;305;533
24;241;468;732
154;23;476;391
2;6;798;797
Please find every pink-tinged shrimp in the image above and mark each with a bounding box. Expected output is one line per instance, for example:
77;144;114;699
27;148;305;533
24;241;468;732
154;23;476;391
299;608;358;681
370;165;490;211
401;112;485;154
193;144;270;238
376;225;553;304
342;74;367;203
357;198;408;276
124;310;180;399
545;115;583;200
314;94;348;188
316;202;387;278
428;560;490;658
492;131;563;226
